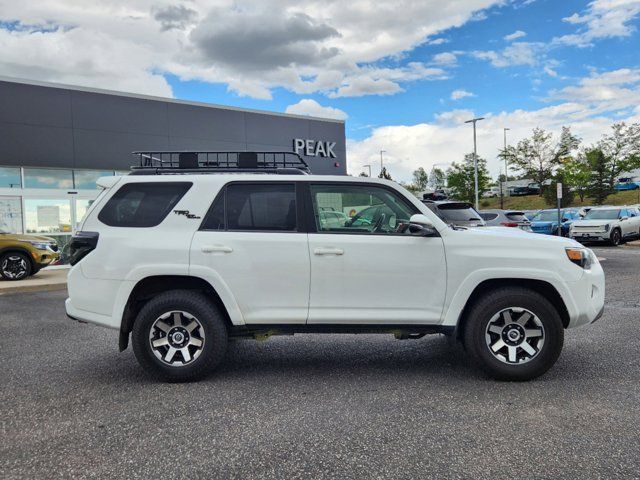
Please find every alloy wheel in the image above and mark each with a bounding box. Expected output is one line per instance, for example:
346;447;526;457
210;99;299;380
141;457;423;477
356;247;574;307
1;255;29;280
484;307;545;365
149;311;205;367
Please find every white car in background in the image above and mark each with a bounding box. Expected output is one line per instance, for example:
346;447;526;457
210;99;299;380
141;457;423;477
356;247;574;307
570;206;640;246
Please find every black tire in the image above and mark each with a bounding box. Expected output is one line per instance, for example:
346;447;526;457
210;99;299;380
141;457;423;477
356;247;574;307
463;287;564;381
131;290;228;382
0;252;32;281
609;228;622;246
30;267;41;277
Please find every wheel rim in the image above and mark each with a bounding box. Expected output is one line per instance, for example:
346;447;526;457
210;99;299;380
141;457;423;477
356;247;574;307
485;307;545;365
612;231;621;245
149;311;205;367
1;255;28;279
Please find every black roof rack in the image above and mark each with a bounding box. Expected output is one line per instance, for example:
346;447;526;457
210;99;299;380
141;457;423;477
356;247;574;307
130;151;311;175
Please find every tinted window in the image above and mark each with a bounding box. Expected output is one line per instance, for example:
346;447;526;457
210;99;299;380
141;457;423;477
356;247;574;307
310;184;417;234
583;209;620;220
201;190;225;230
437;204;481;222
479;213;498;221
505;212;527;221
226;183;297;231
98;182;191;227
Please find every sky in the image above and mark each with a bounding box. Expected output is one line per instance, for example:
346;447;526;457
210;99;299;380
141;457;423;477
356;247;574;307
1;0;639;182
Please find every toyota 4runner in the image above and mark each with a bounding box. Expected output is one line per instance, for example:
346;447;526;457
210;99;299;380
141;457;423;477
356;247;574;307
65;152;605;382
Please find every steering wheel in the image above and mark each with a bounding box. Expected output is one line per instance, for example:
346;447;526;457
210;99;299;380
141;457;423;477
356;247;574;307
372;213;387;233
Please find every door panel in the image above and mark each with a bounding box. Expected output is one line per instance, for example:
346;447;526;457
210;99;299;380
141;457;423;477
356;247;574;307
306;183;446;325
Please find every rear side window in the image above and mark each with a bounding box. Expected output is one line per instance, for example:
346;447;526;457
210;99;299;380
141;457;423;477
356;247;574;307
479;213;498;221
505;212;527;222
98;182;191;227
210;183;297;231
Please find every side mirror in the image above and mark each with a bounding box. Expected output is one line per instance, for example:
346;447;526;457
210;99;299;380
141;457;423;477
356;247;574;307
408;214;438;237
621;216;629;221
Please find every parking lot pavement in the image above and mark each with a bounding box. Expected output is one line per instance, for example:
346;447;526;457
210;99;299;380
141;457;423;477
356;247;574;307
1;247;639;479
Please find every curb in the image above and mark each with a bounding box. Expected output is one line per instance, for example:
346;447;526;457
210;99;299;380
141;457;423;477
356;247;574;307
0;282;68;296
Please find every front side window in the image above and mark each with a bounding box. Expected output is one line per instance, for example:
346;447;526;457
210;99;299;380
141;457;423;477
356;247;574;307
310;184;417;234
98;182;191;227
226;183;297;231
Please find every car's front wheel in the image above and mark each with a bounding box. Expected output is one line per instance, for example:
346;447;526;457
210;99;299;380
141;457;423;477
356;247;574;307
131;290;228;382
0;252;32;280
609;228;622;246
463;287;564;381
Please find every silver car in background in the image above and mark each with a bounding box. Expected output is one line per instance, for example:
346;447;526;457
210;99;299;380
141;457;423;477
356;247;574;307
479;209;532;231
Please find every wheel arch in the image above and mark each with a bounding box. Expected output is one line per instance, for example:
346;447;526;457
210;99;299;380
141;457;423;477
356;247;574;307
454;278;570;341
118;275;233;351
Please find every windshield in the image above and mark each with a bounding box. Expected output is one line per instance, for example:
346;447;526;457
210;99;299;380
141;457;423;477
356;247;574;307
584;209;620;220
532;211;560;222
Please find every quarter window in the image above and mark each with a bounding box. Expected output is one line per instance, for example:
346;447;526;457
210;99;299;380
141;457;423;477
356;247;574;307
310;184;417;234
98;182;191;227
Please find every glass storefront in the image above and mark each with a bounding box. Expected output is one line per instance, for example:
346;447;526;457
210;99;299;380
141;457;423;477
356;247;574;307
0;166;122;266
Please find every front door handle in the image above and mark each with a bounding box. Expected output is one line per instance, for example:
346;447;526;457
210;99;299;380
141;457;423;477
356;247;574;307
201;245;233;254
314;247;344;256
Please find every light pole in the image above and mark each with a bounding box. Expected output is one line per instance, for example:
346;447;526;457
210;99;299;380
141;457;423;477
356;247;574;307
464;117;484;210
502;127;510;208
363;164;372;177
379;150;386;176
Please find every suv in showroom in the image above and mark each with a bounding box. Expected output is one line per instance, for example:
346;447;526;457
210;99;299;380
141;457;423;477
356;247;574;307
66;152;605;382
0;227;59;280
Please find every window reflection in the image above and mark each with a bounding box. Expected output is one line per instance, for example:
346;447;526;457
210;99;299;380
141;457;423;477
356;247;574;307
0;167;21;188
24;199;72;234
74;170;114;189
24;168;74;189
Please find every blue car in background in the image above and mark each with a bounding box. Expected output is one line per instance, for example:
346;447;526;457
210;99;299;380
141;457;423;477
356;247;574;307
614;177;640;191
530;208;582;236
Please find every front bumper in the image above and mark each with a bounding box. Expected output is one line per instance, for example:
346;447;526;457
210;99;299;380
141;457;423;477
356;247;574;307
31;248;60;267
570;232;609;242
564;260;606;328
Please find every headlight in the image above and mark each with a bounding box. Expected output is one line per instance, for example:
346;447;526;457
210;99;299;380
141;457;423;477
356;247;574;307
565;247;593;269
604;224;610;232
25;241;50;250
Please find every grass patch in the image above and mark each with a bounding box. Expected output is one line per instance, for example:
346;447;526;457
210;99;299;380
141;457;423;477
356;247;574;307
480;189;640;210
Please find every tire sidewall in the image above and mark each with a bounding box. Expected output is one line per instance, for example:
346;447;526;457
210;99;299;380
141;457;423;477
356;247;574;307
464;289;564;381
132;291;227;382
610;228;621;246
0;252;32;281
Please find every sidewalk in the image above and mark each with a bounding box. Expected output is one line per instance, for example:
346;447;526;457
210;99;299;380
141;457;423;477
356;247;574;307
0;268;68;295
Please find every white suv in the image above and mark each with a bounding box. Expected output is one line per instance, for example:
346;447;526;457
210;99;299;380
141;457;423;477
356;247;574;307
569;206;640;245
66;152;605;382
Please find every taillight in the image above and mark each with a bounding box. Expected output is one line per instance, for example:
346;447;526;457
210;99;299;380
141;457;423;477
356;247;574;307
69;231;99;265
500;222;519;227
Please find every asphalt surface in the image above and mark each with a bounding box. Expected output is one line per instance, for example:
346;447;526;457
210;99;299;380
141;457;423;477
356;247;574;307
1;246;639;479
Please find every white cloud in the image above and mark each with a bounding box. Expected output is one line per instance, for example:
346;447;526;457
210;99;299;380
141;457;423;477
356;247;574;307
472;41;543;67
555;0;640;46
504;30;526;41
450;89;475;100
347;68;640;181
432;52;457;65
285;99;348;120
0;0;503;99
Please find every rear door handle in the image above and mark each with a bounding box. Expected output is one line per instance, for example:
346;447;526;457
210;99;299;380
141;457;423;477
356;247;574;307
201;245;233;254
313;247;344;256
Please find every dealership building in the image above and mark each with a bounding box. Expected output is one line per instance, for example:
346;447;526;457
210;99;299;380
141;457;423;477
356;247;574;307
0;77;346;263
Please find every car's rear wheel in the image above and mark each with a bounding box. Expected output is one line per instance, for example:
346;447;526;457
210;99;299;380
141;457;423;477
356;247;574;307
609;228;622;246
132;290;228;382
0;252;32;280
463;287;564;381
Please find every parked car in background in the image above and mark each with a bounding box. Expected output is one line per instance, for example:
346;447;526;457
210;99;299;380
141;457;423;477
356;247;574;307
423;200;485;227
319;210;349;229
614;177;640;191
482;186;501;198
570;206;640;245
479;210;532;231
510;183;541;196
530;208;581;236
0;228;60;280
522;210;540;221
422;189;448;201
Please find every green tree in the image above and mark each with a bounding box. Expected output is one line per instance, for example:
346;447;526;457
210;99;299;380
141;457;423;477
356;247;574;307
411;167;429;191
378;166;393;180
446;153;491;204
428;167;446;189
509;126;580;195
599;122;640;188
543;172;574;207
585;148;613;205
562;156;591;202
